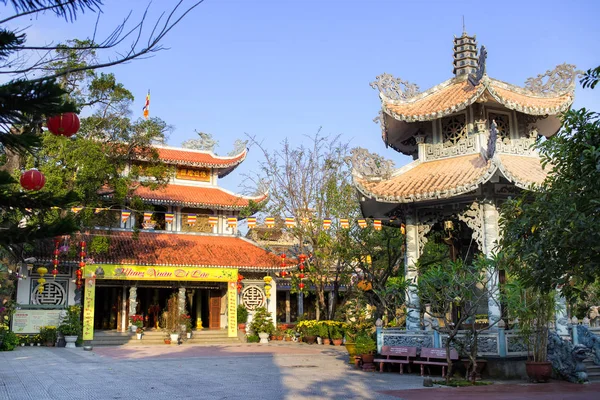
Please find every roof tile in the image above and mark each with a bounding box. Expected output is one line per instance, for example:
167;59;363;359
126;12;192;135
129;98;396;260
134;184;267;209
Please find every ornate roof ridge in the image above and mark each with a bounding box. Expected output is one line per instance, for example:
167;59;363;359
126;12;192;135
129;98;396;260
380;77;460;105
488;76;575;99
154;144;248;161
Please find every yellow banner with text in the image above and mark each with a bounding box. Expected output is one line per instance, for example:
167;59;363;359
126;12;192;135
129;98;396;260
84;265;237;282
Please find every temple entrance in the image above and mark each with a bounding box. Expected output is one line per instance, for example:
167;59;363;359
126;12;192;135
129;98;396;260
94;286;121;330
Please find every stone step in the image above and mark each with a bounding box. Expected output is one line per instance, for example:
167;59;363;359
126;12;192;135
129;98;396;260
91;329;238;346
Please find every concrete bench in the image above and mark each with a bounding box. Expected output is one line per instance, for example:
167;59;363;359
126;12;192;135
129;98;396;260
373;346;417;374
413;347;459;377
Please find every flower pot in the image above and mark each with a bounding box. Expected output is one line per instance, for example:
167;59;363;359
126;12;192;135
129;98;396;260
304;335;317;345
323;338;331;345
332;339;343;346
164;339;171;344
276;335;283;341
186;332;192;339
361;354;375;364
37;343;41;347
170;333;179;343
130;325;138;333
29;343;34;347
526;361;552;383
20;343;24;347
258;332;270;344
317;337;322;345
238;323;246;330
64;335;78;349
284;336;292;342
136;333;142;340
45;342;54;347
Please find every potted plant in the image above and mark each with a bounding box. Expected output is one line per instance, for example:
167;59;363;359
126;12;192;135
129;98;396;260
237;305;248;330
161;293;181;343
355;333;377;365
319;322;330;345
129;314;144;333
180;314;192;338
296;320;318;344
58;305;82;348
249;307;274;343
39;326;57;347
505;281;555;382
284;329;294;342
136;327;144;340
330;324;344;346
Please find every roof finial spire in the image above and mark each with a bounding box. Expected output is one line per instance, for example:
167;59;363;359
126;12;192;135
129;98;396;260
462;15;466;35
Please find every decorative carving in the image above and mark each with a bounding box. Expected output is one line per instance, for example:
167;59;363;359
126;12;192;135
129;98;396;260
241;285;266;311
32;280;67;305
468;45;487;86
485;120;498;160
423;136;477;161
348;148;395;179
229;139;248;156
383;332;433;349
458;202;484;251
129;287;138;316
373;110;389;147
495;137;537;156
516;113;547;138
488;113;510;140
417;209;443;255
524;63;578;95
370;73;420;101
441;114;467;145
547;331;589;382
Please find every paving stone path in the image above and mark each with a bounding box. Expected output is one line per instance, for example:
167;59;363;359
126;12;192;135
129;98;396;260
0;343;597;399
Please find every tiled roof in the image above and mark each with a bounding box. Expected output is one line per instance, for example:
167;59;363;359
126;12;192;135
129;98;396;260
498;154;548;188
355;154;494;203
380;76;574;123
78;231;282;271
355;153;550;203
155;146;247;168
133;184;267;210
384;80;484;121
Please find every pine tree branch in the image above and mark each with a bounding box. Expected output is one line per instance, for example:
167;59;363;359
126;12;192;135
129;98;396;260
0;0;102;24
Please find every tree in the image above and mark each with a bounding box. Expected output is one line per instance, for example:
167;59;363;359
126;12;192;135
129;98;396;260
337;224;406;323
247;131;357;320
499;69;600;300
415;256;501;383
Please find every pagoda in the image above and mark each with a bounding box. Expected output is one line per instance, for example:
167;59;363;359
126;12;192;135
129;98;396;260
351;31;577;331
18;143;286;342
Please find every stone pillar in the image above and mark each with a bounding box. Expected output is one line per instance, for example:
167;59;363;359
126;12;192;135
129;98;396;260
555;292;569;337
128;286;137;328
178;288;186;315
376;319;383;353
482;200;501;329
405;212;421;331
285;291;291;323
268;278;277;328
328;291;334;320
497;319;507;357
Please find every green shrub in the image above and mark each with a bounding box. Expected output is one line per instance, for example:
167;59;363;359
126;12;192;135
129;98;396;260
237;305;248;324
39;326;58;344
0;330;19;351
247;334;260;343
355;333;376;355
249;307;274;335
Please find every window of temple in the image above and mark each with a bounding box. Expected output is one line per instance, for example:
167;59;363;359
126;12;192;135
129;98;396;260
441;114;467;145
180;207;212;233
488;112;511;140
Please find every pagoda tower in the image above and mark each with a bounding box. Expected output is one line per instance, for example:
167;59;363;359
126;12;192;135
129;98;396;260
352;32;578;331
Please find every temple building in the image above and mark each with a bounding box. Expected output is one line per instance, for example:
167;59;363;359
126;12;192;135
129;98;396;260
352;31;577;331
15;144;288;341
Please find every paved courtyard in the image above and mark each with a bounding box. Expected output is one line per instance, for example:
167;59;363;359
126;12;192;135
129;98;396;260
0;343;598;399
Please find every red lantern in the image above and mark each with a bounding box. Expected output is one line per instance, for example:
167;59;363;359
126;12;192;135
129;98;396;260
299;273;305;279
20;169;45;191
79;252;86;257
76;269;82;277
79;261;85;268
299;283;305;289
52;268;59;277
47;113;80;137
52;259;59;266
281;271;287;277
298;254;307;263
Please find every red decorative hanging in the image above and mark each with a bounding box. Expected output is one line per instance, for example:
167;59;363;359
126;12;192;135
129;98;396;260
280;253;287;277
299;283;305;289
47;113;80;137
20;168;45;191
76;240;86;289
52;238;60;278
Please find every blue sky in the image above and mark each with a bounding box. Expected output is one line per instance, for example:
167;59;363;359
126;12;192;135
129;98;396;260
10;0;600;193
